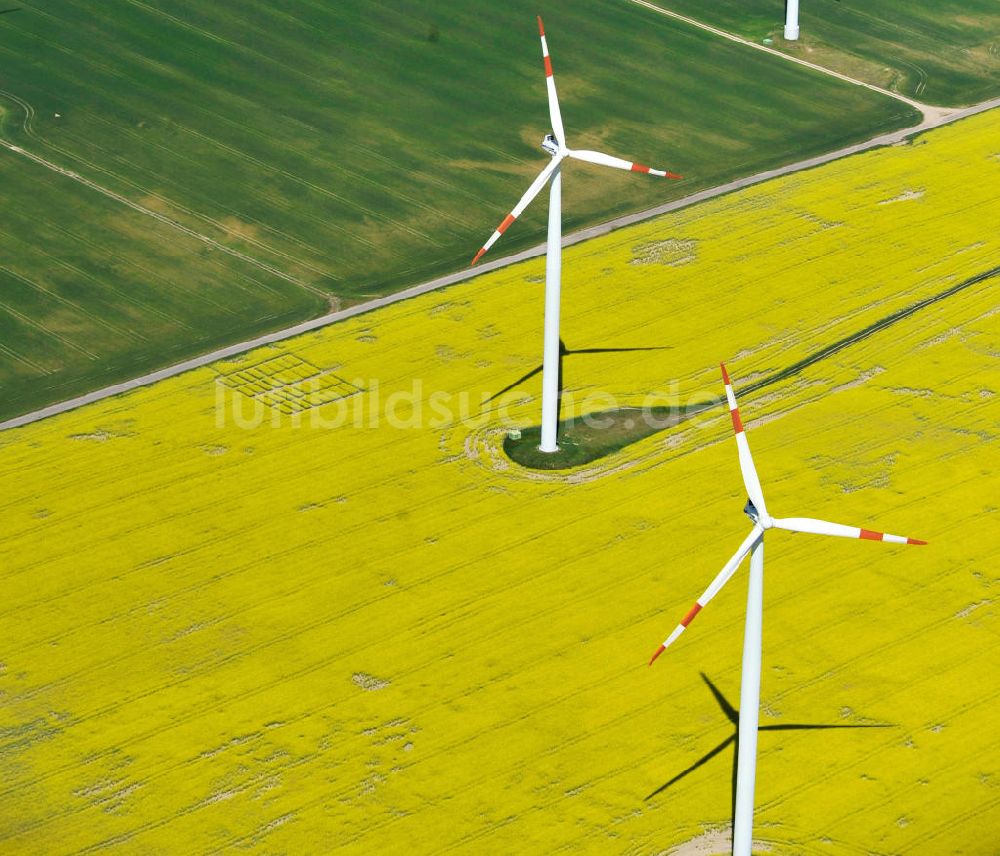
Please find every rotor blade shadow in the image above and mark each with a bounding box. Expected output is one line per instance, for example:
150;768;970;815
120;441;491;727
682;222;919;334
482;364;543;405
761;723;892;731
646;673;895;813
483;340;672;405
644;735;734;801
701;672;738;725
567;345;672;356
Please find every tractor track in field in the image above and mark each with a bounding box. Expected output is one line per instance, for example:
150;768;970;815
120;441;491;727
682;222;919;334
0;87;999;432
0;137;324;298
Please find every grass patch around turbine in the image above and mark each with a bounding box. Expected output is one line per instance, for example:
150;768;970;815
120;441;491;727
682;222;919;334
503;402;715;470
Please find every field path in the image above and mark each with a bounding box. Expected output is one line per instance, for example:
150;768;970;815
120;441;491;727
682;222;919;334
627;0;952;121
0;123;325;300
0;90;330;300
1;96;998;433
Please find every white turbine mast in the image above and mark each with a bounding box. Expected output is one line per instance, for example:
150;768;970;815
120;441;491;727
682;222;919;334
471;16;681;453
785;0;800;40
650;362;926;856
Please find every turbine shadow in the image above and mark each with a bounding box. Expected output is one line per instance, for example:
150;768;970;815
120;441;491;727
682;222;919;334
644;672;893;811
0;7;22;13
483;339;671;406
737;264;1000;400
496;264;1000;439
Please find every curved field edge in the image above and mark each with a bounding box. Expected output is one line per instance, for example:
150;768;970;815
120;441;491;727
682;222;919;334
651;0;1000;105
0;110;997;853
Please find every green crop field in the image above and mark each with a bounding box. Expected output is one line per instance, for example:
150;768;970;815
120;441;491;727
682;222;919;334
0;0;917;422
0;149;326;418
654;0;1000;105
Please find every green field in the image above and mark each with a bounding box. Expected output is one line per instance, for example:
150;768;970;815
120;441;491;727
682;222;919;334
0;0;918;421
0;150;326;417
656;0;1000;104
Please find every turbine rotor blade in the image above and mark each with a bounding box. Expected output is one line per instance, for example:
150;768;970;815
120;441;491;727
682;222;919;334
471;155;562;266
771;516;927;545
649;526;763;665
721;362;768;519
537;16;565;146
569;148;682;179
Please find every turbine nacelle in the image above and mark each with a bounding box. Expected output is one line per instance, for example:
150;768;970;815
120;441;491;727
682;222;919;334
743;498;771;529
541;133;561;157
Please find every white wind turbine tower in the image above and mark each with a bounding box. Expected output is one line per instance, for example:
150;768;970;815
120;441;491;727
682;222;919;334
785;0;800;40
471;16;682;453
649;362;926;856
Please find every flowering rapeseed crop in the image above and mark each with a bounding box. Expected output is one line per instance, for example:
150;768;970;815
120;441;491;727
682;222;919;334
0;112;997;853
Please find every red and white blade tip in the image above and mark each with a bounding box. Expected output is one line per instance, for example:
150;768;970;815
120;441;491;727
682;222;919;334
538;16;554;78
648;604;701;665
632;163;682;179
861;529;928;545
470;248;486;266
720;360;747;436
773;516;928;545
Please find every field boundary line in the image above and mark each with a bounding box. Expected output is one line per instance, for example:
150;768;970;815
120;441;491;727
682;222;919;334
626;0;952;120
1;98;999;433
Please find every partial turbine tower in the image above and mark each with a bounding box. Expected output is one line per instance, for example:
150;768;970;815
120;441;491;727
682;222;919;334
471;17;681;453
785;0;800;40
650;362;926;856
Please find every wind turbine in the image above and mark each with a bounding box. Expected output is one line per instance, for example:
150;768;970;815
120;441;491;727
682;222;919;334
785;0;800;40
649;362;926;856
470;16;682;453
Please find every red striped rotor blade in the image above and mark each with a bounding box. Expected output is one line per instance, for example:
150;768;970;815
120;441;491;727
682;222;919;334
771;516;927;545
470;156;562;266
537;17;565;147
720;362;768;519
569;148;681;179
649;526;762;665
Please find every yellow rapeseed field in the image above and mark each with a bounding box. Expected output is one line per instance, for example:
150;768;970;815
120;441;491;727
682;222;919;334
1;111;998;854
